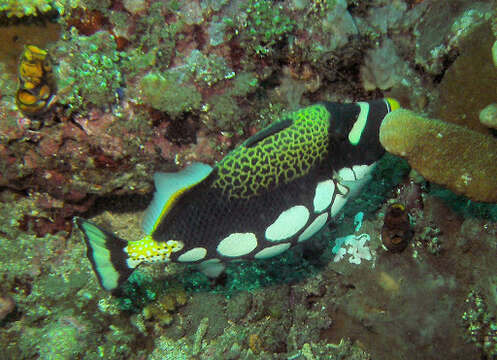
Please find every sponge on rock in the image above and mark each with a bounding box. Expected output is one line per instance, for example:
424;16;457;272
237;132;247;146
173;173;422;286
380;109;497;203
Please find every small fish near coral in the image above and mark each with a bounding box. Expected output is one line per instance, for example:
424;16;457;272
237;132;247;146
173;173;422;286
76;99;400;291
15;45;57;117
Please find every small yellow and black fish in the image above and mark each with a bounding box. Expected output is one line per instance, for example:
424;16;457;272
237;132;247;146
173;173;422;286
15;45;57;117
76;99;400;291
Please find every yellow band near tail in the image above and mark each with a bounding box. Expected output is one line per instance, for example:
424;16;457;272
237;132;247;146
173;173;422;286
124;235;183;268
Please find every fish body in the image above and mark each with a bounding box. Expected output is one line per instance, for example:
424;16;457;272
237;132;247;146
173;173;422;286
76;99;399;291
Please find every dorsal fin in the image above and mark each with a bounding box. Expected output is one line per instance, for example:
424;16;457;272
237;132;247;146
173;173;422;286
142;163;213;235
243;118;293;148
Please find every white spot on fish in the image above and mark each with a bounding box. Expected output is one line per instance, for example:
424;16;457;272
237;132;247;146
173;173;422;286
313;179;335;213
298;212;328;242
254;243;291;259
217;233;258;257
337;167;355;181
178;247;207;262
352;164;372;180
265;205;309;242
330;192;348;217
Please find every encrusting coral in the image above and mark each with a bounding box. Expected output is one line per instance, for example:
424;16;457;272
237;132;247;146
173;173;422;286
142;284;188;327
380;109;497;203
480;103;497;130
0;0;78;18
431;23;497;135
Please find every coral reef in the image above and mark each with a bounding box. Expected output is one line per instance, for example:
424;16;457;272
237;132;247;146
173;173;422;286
53;30;123;113
0;0;78;18
142;283;188;327
0;295;15;321
380;109;497;203
430;22;497;135
1;0;497;358
479;103;497;130
333;233;373;264
225;0;294;57
139;69;202;119
462;290;497;358
413;0;492;76
360;38;406;92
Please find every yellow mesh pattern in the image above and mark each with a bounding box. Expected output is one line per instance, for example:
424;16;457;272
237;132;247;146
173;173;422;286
212;104;330;199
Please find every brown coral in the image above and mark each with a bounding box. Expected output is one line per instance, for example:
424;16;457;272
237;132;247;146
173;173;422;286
66;9;109;36
431;23;497;135
248;333;264;354
380;109;497;203
0;295;15;321
142;285;188;327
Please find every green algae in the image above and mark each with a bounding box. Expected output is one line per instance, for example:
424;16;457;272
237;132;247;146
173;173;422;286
140;69;202;118
148;337;191;360
225;292;251;322
207;92;243;131
206;72;259;132
121;48;157;79
126;1;181;70
224;0;294;56
231;72;259;96
0;63;16;100
462;289;497;358
54;30;124;114
0;0;79;18
187;50;235;87
37;321;86;360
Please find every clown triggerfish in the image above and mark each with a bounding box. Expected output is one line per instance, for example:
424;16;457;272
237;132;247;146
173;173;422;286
76;99;400;291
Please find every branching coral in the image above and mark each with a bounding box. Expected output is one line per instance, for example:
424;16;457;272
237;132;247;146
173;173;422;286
332;212;373;264
333;233;372;264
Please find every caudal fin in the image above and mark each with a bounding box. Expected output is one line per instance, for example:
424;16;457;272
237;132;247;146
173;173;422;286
75;217;136;291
